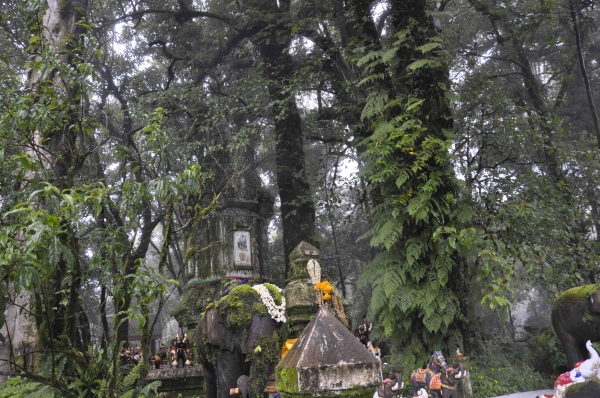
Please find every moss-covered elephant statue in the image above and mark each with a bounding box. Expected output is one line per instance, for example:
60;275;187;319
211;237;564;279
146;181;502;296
196;283;285;398
552;284;600;365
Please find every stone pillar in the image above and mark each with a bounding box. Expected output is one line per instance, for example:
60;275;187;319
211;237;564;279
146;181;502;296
283;241;320;339
456;357;473;398
185;172;274;281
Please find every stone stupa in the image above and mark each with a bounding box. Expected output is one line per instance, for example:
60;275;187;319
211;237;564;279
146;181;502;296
275;305;382;397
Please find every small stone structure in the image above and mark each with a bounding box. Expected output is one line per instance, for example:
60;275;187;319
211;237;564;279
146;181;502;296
145;367;205;397
283;241;321;339
276;307;382;397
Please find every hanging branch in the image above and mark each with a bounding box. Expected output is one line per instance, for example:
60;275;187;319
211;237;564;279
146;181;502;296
569;0;600;147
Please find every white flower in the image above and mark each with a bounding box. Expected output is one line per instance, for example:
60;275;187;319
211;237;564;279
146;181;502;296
252;284;287;323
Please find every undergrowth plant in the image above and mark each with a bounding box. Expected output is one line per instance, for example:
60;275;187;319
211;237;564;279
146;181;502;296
469;358;553;398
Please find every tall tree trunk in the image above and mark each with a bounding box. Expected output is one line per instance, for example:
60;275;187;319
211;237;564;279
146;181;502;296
253;1;316;279
1;0;90;377
37;0;89;352
569;0;600;145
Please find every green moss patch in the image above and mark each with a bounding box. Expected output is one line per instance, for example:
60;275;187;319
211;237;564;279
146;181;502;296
276;367;299;393
247;331;281;397
339;388;378;398
276;384;374;398
565;379;600;397
554;284;599;308
265;283;283;305
222;284;261;330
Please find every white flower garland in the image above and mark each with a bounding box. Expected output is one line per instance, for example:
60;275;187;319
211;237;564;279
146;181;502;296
252;284;286;323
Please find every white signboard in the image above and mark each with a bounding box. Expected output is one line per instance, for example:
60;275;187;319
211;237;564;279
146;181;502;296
234;231;252;267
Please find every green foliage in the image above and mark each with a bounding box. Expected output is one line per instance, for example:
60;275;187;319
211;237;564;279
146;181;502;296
357;13;467;355
0;377;60;398
531;327;568;373
0;3;197;395
469;358;553;398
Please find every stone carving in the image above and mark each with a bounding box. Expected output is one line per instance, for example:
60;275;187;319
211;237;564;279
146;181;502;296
373;372;403;398
306;259;321;284
170;324;192;368
234;230;251;267
195;283;284;398
539;341;600;398
367;341;381;362
352;315;372;348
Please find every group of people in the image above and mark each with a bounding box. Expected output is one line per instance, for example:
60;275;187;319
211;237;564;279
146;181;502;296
120;345;143;367
120;327;193;369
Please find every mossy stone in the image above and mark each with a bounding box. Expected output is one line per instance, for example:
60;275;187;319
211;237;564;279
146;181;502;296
276;365;300;392
223;284;261;330
277;387;374;398
554;284;599;309
565;379;600;398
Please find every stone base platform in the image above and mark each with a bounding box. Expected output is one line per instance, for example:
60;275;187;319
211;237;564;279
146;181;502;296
145;366;205;397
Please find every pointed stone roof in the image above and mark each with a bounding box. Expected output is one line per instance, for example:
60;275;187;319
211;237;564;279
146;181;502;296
276;307;381;395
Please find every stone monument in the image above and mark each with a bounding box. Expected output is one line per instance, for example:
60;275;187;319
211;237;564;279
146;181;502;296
185;170;274;281
283;241;321;339
565;380;600;398
171;168;274;361
275;306;382;397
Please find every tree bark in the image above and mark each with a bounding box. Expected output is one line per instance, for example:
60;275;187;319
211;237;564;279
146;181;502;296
252;1;316;279
1;1;90;376
569;0;600;146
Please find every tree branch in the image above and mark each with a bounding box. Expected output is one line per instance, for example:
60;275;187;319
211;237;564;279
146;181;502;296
96;8;232;31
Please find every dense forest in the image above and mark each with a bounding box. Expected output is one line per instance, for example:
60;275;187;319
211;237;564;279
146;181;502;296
0;0;599;396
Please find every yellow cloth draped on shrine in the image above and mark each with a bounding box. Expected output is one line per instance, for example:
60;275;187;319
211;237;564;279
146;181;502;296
282;338;298;359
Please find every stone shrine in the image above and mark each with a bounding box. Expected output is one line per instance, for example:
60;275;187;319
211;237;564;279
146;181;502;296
276;306;382;397
185;169;274;280
171;168;274;365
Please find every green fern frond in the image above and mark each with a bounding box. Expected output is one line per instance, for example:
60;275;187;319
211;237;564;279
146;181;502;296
383;267;403;296
140;381;162;396
118;363;141;395
370;218;403;250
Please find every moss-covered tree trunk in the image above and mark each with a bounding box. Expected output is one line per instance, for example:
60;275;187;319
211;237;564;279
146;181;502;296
251;0;316;278
358;0;481;357
25;0;89;355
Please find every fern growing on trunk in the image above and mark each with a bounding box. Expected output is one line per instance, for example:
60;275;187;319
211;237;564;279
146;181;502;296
356;0;480;364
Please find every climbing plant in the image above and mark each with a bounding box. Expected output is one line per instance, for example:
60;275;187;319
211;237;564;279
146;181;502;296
356;2;479;363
